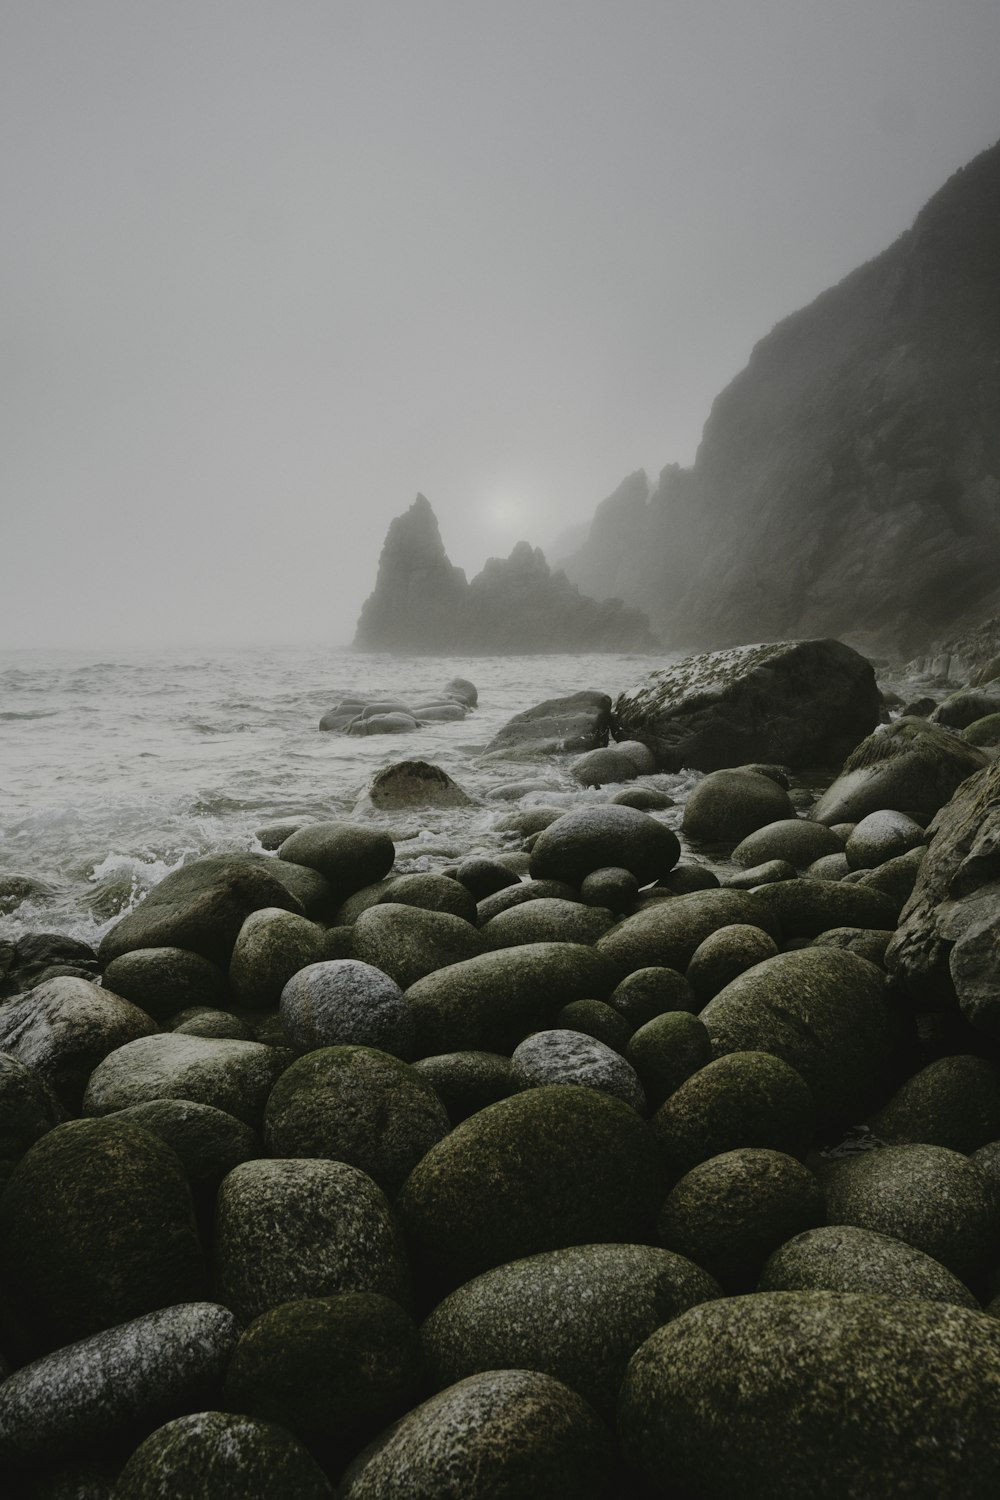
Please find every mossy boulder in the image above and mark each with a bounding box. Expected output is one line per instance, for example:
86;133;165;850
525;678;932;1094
682;770;796;845
115;1412;332;1498
411;1051;513;1124
700;948;891;1123
0;1118;206;1361
228;909;327;1011
422;1243;720;1421
625;1012;712;1110
339;1369;611;1500
377;872;478;922
844;809;926;869
685;924;780;1003
528;804;679;886
107;1100;257;1190
223;1293;424;1474
733;819;844;869
279;959;414;1059
597;889;777;975
751;877;900;937
555;999;634;1055
352;903;484;988
101;948;229;1020
263;1046;450;1195
867;1054;1000;1153
278;822;395;896
404;943;619;1056
619;1292;1000;1498
964;711;1000;747
758;1225;980;1309
396;1085;664;1294
214;1158;410;1323
82;1034;288;1128
480;898;616;950
474;879;576;926
0;1052;63;1164
810;718;989;826
609;966;697;1024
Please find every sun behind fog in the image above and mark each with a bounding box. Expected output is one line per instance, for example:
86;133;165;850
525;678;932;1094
484;494;532;534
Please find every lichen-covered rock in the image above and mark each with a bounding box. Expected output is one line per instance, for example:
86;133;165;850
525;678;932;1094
404;943;619;1056
279;959;414;1059
822;1143;999;1284
596;890;778;975
107;1100;257;1190
682;769;796;845
810;718;990;825
625;1012;712;1109
411;1051;513;1124
0;1051;64;1164
651;1050;815;1182
115;1411;332;1498
657;1148;824;1288
609;966;697;1025
811;927;893;965
700;948;891;1122
0;1118;206;1361
396;1085;664;1293
214;1158;410;1323
480;691;612;759
223;1293;424;1474
0;977;156;1113
278;822;395;895
480;898;615;950
422;1243;720;1421
528;805;679;885
101;948;229;1021
377;873;478;923
98;854;305;969
352;903;483;987
228;909;327;1011
263;1046;450;1195
732;819;844;869
338;1369;612;1500
0;1303;238;1465
867;1054;1000;1153
171;1008;252;1041
931;689;1000;729
751;877;900;937
474;878;576;925
368;760;473;809
757;1225;980;1309
685;924;780;1003
510;1030;645;1112
449;856;521;900
555;999;634;1055
619;1292;1000;1499
82;1034;288;1128
612;640;879;772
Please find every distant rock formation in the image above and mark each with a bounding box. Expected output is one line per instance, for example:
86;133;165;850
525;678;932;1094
354;495;658;654
563;141;1000;656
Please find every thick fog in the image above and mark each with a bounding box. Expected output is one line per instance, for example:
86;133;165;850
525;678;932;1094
3;0;999;650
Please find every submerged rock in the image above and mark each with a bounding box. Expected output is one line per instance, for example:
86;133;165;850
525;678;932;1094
481;690;612;759
368;760;474;809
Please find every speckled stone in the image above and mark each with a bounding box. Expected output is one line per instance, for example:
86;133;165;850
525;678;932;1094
278;822;395;896
396;1085;664;1294
0;1118;206;1361
352;903;484;987
422;1243;720;1421
473;879;577;925
529;805;680;885
821;1143;1000;1284
279;959;415;1059
411;1051;513;1123
82;1033;288;1128
868;1054;1000;1153
228;909;327;1010
479;898;616;950
810;927;893;965
223;1293;424;1473
510;1030;646;1112
339;1369;612;1499
732;819;844;870
0;977;156;1112
214;1158;410;1323
171;1008;253;1040
619;1292;1000;1499
845;809;926;869
651;1050;816;1183
404;943;619;1056
450;856;520;900
0;1051;64;1163
107;1100;258;1188
752;877;900;937
700;947;891;1122
263;1046;450;1195
682;770;796;845
596;889;778;974
625;1012;712;1110
378;873;478;922
101;948;229;1021
115;1411;332;1498
0;1303;238;1463
757;1225;980;1308
685;924;780;1003
657;1147;824;1289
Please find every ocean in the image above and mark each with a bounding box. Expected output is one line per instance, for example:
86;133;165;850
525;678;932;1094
0;644;695;948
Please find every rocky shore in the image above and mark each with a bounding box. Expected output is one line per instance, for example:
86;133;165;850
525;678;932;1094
1;638;1000;1496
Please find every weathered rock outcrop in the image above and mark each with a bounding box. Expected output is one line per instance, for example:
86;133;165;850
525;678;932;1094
354;496;657;653
563;142;1000;655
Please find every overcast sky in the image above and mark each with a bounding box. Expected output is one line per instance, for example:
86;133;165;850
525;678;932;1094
3;1;999;650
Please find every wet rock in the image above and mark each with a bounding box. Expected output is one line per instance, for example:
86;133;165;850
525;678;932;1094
102;948;229;1021
339;1369;611;1500
811;926;893;965
404;943;619;1056
931;688;1000;729
964;711;1000;746
412;1051;513;1124
570;742;654;786
619;1292;1000;1499
752;877;900;937
106;1100;258;1190
810;718;989;825
867;1055;1000;1153
579;867;639;912
449;856;520;900
214;1158;410;1323
278;822;395;895
263;1046;450;1195
0;977;156;1112
845;809;926;868
376;872;478;922
682;769;796;844
352;902;484;987
721;857;796;887
758;1225;980;1308
422;1243;719;1422
223;1292;424;1475
368;760;473;809
733;819;843;869
115;1411;332;1498
611;785;675;811
654;862;720;894
0;1118;205;1361
596;889;777;974
625;1012;712;1109
555;999;634;1055
396;1085;664;1293
612;639;879;772
685;924;780;1003
171;1008;252;1041
529;805;680;886
83;1033;288;1128
480;897;615;950
609;966;697;1024
700;948;891;1122
474;879;577;925
510;1030;645;1112
0;1052;64;1164
228;908;327;1011
279;959;414;1059
480;691;612;760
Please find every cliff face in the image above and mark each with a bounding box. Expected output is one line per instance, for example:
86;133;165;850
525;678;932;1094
564;141;1000;655
354;499;658;654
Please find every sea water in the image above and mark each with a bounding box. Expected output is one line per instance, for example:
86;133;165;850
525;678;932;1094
0;643;695;948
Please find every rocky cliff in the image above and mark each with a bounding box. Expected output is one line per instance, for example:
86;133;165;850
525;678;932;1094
354;496;658;654
563;141;1000;656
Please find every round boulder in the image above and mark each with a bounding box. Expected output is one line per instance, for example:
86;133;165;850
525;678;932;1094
101;947;229;1021
115;1412;331;1498
279;959;414;1060
82;1033;288;1128
682;770;795;845
480;898;615;951
597;889;778;975
228;909;327;1011
278;822;395;895
529;805;679;885
685;924;780;1003
352;903;484;987
510;1030;645;1112
732;820;843;870
411;1051;513;1124
758;1224;980;1309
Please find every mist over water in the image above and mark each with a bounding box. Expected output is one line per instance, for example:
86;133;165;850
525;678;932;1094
0;643;693;946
